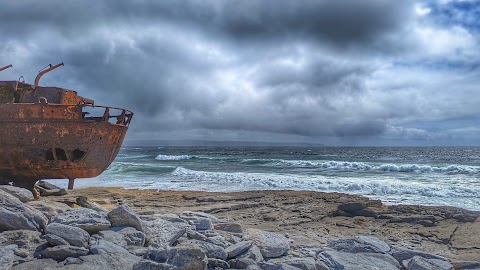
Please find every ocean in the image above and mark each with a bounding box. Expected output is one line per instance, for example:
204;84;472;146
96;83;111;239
49;146;480;211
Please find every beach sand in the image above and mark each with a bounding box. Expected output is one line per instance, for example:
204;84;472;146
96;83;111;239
48;187;480;261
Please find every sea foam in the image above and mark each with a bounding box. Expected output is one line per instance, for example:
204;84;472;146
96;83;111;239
155;154;195;161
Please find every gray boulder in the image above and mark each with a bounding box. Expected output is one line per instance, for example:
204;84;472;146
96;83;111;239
143;218;187;248
11;259;59;270
214;222;244;233
0;190;48;232
269;257;317;270
0;186;34;203
192;217;213;230
404;256;454;270
35;181;67;196
107;205;144;232
187;239;227;260
50;208;111;233
0;247;14;270
208;235;232;248
27;200;71;221
229;258;258;269
116;226;146;246
0;230;48;263
238;245;264;262
208;258;230;269
96;230;128;247
317;250;400;270
390;246;449;262
328;236;390;254
89;239;131;255
186;229;208;241
133;246;207;270
225;240;252;259
45;223;90;248
59;253;141;270
41;245;88;261
244;229;290;258
44;234;70;246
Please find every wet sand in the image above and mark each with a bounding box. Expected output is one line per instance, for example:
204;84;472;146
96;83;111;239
48;187;480;261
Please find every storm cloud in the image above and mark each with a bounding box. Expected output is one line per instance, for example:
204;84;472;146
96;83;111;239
1;0;479;145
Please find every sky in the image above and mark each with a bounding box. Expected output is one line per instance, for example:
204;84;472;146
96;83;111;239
1;0;480;146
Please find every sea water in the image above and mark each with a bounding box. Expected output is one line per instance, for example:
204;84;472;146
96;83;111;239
49;146;480;211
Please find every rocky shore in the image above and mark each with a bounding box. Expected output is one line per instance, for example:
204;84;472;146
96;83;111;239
0;185;479;270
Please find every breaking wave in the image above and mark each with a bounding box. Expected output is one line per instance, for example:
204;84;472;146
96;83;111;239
155;154;196;161
242;159;480;174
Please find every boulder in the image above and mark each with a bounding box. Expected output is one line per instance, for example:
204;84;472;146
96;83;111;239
11;259;59;270
186;229;209;241
89;239;131;256
96;230;128;247
269;257;317;270
225;240;252;259
192;217;213;231
208;258;230;269
229;258;258;269
0;190;48;232
317;250;400;270
133;246;207;270
214;222;244;233
390;246;448;262
107;205;144;232
35;181;67;196
0;230;48;262
44;234;70;246
45;223;90;248
59;253;141;270
143;218;187;248
404;256;454;270
41;245;88;261
208;235;232;248
244;229;289;258
50;208;111;233
238;245;264;262
27;200;71;221
0;247;14;270
187;239;227;260
0;186;34;203
115;226;146;246
328;236;390;254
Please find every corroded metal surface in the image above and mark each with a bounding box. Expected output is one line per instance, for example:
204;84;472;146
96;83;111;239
0;63;133;189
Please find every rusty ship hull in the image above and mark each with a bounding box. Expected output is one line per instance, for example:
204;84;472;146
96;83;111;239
0;64;133;190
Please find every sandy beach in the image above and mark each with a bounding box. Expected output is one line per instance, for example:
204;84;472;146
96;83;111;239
47;187;480;262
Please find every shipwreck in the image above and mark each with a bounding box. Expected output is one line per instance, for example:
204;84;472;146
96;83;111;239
0;63;133;192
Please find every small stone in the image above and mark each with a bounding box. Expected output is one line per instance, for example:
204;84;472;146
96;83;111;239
244;229;289;258
0;186;34;202
51;208;111;234
45;223;90;248
41;245;89;261
44;234;70;246
225;241;253;259
214;222;244;233
107;205;144;232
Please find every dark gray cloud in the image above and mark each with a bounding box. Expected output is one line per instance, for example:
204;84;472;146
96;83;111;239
1;0;479;145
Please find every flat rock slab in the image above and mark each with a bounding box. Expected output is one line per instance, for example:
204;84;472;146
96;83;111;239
450;217;480;250
27;200;71;221
225;241;252;259
41;245;89;261
11;259;59;270
244;229;289;258
328;235;390;254
60;253;141;270
214;222;244;233
50;208;111;233
404;256;454;270
90;239;131;255
318;250;400;270
0;190;48;232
